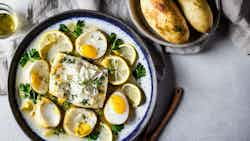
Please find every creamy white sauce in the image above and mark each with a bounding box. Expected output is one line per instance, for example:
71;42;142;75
16;18;153;141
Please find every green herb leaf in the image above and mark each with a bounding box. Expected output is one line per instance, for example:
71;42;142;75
108;33;116;44
111;38;123;50
59;24;70;33
93;75;105;88
53;127;65;136
72;20;85;37
87;131;99;140
28;48;41;60
19;49;41;67
30;89;39;104
111;124;124;135
19;83;39;103
133;63;146;79
19;83;31;94
59;20;85;39
19;53;29;67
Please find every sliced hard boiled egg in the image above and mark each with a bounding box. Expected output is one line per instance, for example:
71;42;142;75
75;30;107;59
29;60;49;94
38;30;73;63
64;107;97;137
34;98;61;128
104;91;129;125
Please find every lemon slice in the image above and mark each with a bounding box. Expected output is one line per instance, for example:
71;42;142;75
97;123;113;141
112;43;137;66
121;83;142;107
100;55;130;85
29;60;49;94
38;30;73;63
35;98;61;128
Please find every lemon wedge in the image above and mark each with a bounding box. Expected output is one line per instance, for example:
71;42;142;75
38;30;73;63
121;83;142;107
100;55;130;85
112;43;137;66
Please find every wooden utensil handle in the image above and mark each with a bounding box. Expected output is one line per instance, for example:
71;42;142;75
145;87;184;141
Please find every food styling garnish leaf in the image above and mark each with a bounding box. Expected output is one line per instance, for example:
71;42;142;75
111;124;124;135
19;83;39;103
19;53;29;67
87;130;100;140
59;20;85;39
108;32;124;50
19;49;41;67
133;63;146;79
28;48;41;60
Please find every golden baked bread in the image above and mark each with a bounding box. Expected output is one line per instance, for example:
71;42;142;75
178;0;213;33
140;0;190;44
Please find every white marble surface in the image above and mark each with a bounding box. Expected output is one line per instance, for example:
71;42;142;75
1;1;250;141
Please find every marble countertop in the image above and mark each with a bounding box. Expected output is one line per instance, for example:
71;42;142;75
1;1;250;141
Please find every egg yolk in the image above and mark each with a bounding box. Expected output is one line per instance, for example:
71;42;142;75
80;44;97;59
110;95;127;114
74;122;92;137
31;72;42;90
20;100;33;111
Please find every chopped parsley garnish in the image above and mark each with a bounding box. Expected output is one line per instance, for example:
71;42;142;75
108;33;123;50
19;83;31;95
93;75;105;87
133;63;146;79
19;83;39;103
61;57;75;64
111;124;124;135
19;53;29;67
19;49;40;67
59;20;85;39
28;48;41;60
81;75;105;88
53;127;65;136
87;131;100;140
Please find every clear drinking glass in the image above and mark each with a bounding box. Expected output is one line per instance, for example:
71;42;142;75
0;3;18;95
0;3;18;38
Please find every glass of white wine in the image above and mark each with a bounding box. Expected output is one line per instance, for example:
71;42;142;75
0;3;18;39
0;3;18;95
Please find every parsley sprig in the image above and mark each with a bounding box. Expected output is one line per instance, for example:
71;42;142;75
108;33;123;50
59;20;85;39
111;124;124;135
87;131;100;140
133;63;146;79
19;49;41;67
19;83;39;103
